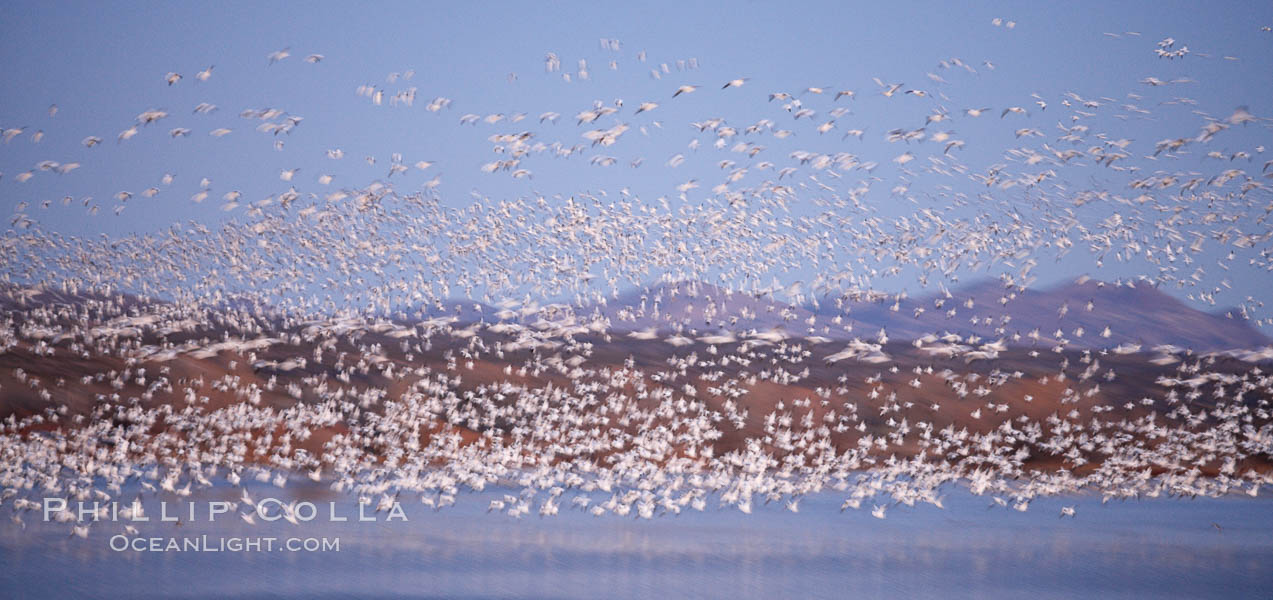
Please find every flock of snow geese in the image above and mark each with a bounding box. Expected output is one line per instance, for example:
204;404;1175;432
2;21;1273;538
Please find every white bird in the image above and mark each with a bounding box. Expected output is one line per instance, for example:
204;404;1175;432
673;84;698;97
268;48;291;64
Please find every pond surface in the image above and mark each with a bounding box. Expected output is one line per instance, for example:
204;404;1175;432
1;485;1270;599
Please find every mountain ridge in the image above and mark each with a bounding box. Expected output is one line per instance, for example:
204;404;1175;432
571;277;1272;351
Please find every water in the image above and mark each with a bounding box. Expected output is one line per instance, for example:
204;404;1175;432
2;486;1270;599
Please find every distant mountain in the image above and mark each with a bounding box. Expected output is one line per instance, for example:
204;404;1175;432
579;278;1271;351
817;278;1271;351
15;277;1262;352
0;282;133;311
415;298;500;323
587;280;818;334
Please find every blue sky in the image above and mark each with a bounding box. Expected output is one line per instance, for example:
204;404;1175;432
2;1;1272;320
